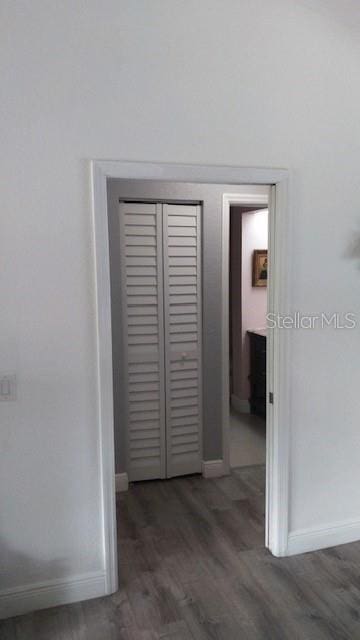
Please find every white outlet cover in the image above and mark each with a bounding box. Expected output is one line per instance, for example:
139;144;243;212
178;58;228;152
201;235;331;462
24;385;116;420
0;374;17;401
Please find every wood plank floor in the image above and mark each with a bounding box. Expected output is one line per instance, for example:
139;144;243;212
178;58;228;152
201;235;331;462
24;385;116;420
2;465;360;639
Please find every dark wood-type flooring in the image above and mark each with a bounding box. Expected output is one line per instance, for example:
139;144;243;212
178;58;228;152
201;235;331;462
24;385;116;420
2;465;360;639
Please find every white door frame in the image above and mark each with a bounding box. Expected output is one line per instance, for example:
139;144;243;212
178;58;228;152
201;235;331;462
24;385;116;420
91;160;291;593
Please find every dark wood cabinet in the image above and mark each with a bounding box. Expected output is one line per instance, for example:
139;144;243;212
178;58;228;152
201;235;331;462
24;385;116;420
248;331;266;418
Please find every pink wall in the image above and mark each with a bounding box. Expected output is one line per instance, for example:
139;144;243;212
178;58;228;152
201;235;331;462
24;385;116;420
230;208;268;407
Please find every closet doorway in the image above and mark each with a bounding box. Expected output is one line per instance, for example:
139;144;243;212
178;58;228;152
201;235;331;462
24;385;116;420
118;200;202;481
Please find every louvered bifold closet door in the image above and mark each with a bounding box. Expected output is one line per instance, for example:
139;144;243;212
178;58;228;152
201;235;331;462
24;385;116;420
163;204;203;478
119;202;166;481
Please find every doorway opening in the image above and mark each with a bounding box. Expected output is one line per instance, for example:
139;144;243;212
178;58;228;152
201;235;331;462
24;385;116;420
91;162;291;594
229;203;268;470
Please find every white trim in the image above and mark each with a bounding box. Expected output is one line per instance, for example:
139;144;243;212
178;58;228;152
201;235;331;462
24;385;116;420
230;394;250;414
287;519;360;556
202;459;226;478
115;472;129;492
91;163;118;595
0;571;106;620
91;161;292;597
266;181;292;557
91;160;288;186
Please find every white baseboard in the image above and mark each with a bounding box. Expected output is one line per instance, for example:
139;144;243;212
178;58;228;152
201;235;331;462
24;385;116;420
231;394;250;414
115;472;129;492
287;518;360;556
0;570;107;620
202;459;227;479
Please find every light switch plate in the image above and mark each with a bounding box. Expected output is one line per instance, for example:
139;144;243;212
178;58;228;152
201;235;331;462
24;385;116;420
0;374;17;401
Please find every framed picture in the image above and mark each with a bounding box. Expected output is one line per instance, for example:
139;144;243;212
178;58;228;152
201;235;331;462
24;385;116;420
252;249;268;287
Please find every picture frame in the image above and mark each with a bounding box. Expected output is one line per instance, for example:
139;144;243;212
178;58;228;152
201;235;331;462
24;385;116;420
252;249;268;287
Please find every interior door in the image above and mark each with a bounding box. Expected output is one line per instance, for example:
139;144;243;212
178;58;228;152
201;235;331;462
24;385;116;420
119;202;166;481
162;204;203;477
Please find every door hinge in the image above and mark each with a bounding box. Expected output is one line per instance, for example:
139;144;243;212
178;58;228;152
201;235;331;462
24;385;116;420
269;392;274;404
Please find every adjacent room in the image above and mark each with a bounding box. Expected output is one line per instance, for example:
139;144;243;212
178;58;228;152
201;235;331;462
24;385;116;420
229;205;268;470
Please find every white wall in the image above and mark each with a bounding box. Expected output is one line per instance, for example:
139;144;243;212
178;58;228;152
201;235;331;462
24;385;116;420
1;0;360;615
240;210;268;402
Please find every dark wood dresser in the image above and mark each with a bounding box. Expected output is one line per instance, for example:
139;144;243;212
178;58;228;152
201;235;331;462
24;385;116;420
248;330;266;418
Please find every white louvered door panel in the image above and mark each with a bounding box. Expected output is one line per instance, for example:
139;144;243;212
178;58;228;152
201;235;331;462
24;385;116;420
163;204;203;477
119;202;166;481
